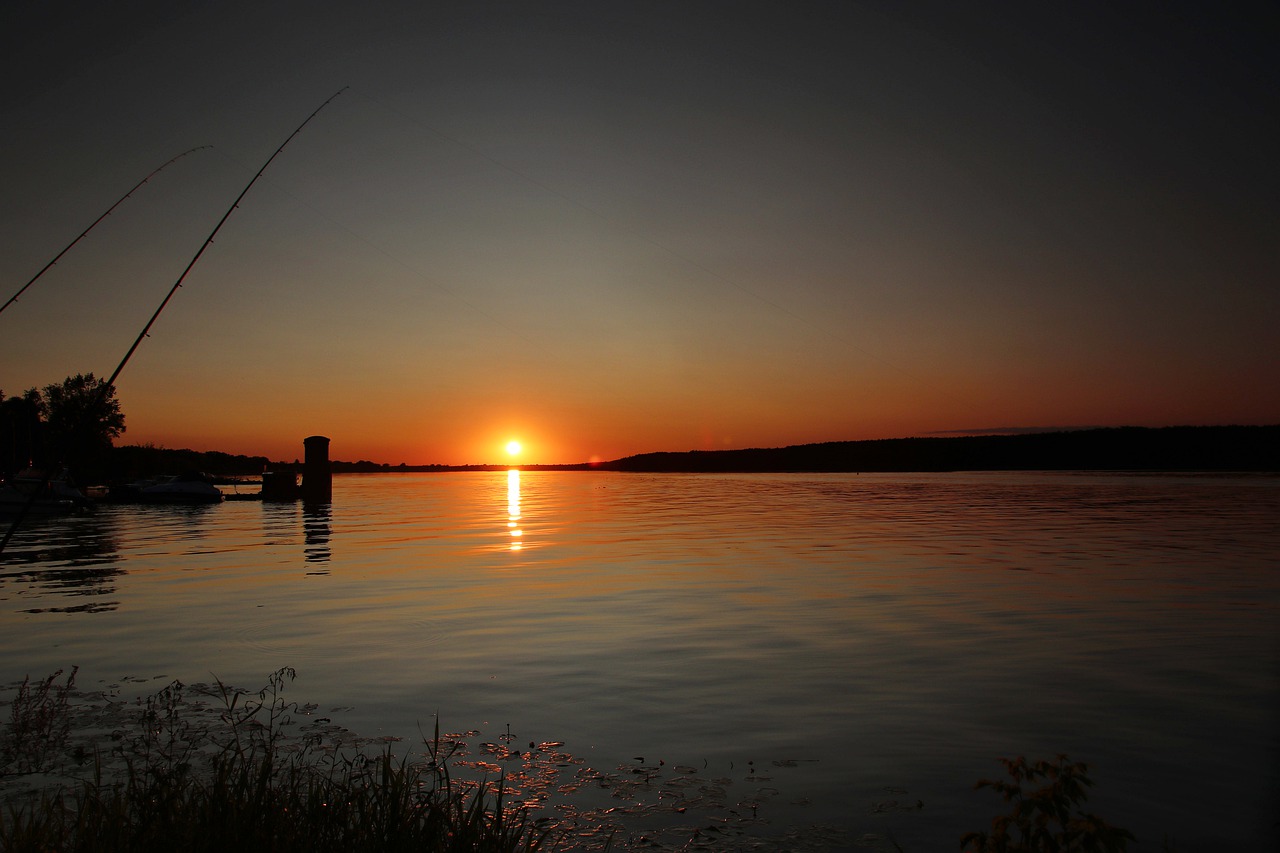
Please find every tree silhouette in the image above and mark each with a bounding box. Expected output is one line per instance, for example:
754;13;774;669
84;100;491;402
0;388;46;474
39;373;125;479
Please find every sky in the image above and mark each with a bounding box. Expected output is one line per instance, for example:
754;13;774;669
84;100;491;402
1;1;1276;466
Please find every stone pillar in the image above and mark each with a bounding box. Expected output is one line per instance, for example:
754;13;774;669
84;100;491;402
300;435;331;503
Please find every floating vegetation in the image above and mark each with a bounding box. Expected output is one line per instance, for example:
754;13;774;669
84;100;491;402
0;668;919;851
406;726;868;850
0;668;543;852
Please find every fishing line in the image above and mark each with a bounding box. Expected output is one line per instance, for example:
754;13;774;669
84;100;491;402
105;88;347;388
0;146;210;317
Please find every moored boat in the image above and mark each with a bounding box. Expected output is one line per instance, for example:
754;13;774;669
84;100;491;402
0;469;93;514
112;471;223;504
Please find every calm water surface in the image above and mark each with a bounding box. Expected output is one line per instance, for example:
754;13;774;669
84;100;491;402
2;471;1277;850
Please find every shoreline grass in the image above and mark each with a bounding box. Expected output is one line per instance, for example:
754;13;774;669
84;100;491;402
2;668;1141;852
1;668;549;852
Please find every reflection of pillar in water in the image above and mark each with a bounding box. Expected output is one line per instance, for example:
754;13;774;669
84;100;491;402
303;502;331;564
301;435;331;503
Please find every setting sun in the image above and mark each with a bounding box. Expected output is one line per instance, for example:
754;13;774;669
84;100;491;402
505;440;522;457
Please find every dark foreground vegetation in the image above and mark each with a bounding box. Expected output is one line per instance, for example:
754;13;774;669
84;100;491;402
1;670;1145;852
0;669;547;853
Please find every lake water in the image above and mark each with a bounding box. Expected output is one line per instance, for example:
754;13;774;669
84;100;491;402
1;471;1277;850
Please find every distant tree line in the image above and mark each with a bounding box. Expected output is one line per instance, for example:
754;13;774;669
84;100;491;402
110;445;272;480
321;461;573;473
2;373;270;484
598;426;1280;473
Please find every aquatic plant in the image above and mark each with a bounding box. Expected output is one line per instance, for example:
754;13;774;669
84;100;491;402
2;670;1148;851
0;667;548;853
960;754;1135;852
0;667;77;776
2;667;861;851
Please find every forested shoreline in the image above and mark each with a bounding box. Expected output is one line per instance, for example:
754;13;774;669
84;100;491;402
596;425;1279;473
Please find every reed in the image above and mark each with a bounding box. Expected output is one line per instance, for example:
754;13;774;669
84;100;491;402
0;668;549;853
0;667;77;776
3;670;1146;851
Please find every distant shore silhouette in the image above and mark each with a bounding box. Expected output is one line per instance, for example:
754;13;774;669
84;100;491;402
109;425;1278;477
321;425;1280;474
591;425;1279;473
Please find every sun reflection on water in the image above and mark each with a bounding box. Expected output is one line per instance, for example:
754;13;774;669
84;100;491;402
507;468;522;551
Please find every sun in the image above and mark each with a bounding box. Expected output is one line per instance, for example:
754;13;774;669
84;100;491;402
505;440;522;457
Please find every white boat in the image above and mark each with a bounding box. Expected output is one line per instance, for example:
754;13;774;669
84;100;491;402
135;471;223;504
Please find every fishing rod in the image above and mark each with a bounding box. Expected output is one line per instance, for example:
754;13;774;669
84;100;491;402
0;87;348;556
0;146;210;317
106;86;347;387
